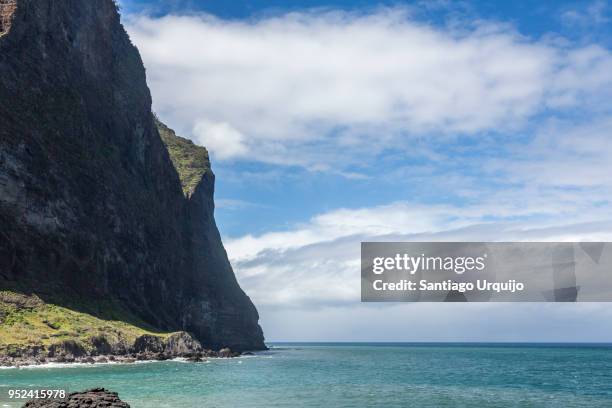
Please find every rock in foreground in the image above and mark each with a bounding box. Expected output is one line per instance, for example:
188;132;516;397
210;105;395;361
22;388;129;408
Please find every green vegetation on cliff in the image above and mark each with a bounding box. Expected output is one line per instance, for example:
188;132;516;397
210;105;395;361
155;117;211;197
0;291;170;354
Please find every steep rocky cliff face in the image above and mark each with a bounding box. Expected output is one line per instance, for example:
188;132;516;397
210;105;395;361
0;0;264;351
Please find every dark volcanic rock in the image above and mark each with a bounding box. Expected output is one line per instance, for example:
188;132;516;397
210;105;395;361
90;335;114;355
132;335;164;354
47;341;87;358
218;347;237;358
0;0;264;351
164;331;202;356
22;388;129;408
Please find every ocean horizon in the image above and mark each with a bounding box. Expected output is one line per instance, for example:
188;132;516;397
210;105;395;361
2;342;612;407
270;341;612;346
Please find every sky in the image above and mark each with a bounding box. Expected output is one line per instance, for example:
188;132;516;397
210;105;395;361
119;0;612;342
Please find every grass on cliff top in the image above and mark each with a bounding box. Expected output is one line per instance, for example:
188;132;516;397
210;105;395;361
155;117;211;198
0;291;171;351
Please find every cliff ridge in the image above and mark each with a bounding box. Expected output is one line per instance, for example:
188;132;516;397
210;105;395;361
0;0;264;353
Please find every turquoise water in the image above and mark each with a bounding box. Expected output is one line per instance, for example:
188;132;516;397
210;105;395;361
1;343;612;407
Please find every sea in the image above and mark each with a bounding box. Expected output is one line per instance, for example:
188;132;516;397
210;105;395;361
1;343;612;407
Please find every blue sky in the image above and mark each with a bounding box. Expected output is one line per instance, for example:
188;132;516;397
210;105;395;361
121;0;612;46
120;0;612;341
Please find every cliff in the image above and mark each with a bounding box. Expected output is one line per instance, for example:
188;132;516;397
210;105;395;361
0;0;264;352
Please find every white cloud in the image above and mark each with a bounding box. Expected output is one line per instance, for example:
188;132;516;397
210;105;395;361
225;200;612;340
126;9;612;167
227;203;461;261
193;119;248;159
226;200;612;309
487;116;612;190
560;0;610;27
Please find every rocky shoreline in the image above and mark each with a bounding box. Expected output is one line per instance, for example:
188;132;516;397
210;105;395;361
1;332;245;368
22;388;130;408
